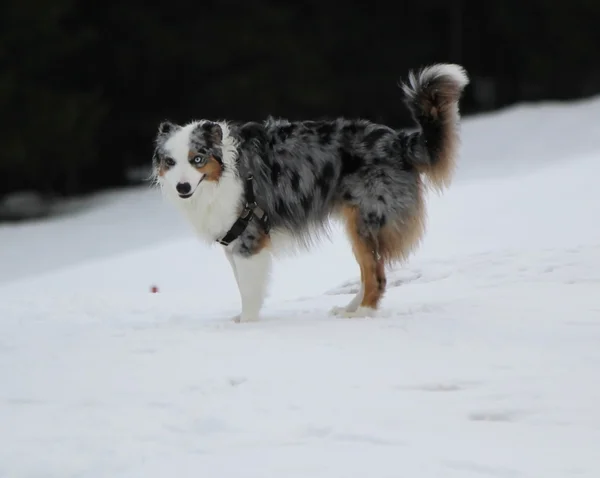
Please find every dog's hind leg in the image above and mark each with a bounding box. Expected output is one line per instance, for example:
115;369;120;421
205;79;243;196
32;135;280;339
331;206;387;317
344;282;365;313
330;274;365;316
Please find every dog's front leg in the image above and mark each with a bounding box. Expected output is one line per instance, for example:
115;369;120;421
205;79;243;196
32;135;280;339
224;250;240;287
229;248;272;322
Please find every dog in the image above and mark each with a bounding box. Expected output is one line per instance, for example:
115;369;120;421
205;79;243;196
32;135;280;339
152;63;469;322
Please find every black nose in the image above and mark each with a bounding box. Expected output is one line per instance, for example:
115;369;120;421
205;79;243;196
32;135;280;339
176;182;191;195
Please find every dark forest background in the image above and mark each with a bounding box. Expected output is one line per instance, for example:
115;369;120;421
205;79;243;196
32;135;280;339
1;0;599;210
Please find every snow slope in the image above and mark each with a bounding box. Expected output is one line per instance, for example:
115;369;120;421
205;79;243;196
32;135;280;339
1;97;600;478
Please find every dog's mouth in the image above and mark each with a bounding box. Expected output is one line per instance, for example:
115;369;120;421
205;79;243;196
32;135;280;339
178;176;205;199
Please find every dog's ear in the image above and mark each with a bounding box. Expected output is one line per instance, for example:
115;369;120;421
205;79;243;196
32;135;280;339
158;120;178;136
204;121;223;145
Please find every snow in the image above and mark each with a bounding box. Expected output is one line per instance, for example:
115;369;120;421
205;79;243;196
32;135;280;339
2;97;600;477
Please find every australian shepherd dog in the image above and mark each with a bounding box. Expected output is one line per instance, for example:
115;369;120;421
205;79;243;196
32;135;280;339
152;63;469;322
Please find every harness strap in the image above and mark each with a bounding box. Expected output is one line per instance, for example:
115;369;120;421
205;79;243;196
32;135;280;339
217;175;270;246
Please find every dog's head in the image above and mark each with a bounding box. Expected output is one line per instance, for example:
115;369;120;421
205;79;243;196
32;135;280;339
152;120;226;200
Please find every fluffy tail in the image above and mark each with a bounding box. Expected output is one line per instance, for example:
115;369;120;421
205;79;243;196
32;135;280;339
401;63;469;192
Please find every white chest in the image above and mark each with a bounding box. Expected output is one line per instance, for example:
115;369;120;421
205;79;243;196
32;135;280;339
174;173;243;244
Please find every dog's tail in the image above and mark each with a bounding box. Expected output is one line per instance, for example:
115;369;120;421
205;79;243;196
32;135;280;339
400;63;469;192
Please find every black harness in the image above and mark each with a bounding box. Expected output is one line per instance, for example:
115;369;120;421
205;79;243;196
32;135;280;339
217;175;270;247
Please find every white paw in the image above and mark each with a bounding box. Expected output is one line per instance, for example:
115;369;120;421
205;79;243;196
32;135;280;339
330;305;376;318
329;305;352;316
330;306;377;318
231;314;259;323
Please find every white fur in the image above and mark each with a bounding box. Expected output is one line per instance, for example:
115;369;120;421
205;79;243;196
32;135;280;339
330;305;376;318
227;248;272;322
345;282;365;312
329;282;365;316
401;63;470;100
341;306;377;318
158;120;244;244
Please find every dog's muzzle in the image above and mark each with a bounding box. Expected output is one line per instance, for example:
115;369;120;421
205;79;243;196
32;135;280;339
177;177;204;199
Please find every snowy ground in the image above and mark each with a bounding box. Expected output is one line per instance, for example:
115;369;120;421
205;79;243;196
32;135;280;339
1;98;600;477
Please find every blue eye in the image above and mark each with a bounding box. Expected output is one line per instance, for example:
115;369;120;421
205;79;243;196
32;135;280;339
192;155;207;165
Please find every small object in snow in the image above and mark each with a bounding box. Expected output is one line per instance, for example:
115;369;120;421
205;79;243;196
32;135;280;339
150;285;159;293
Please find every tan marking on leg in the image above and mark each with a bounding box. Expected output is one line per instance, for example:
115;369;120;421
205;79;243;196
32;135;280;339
342;206;387;310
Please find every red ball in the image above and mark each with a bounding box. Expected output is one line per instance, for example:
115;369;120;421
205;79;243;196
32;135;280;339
150;285;159;293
